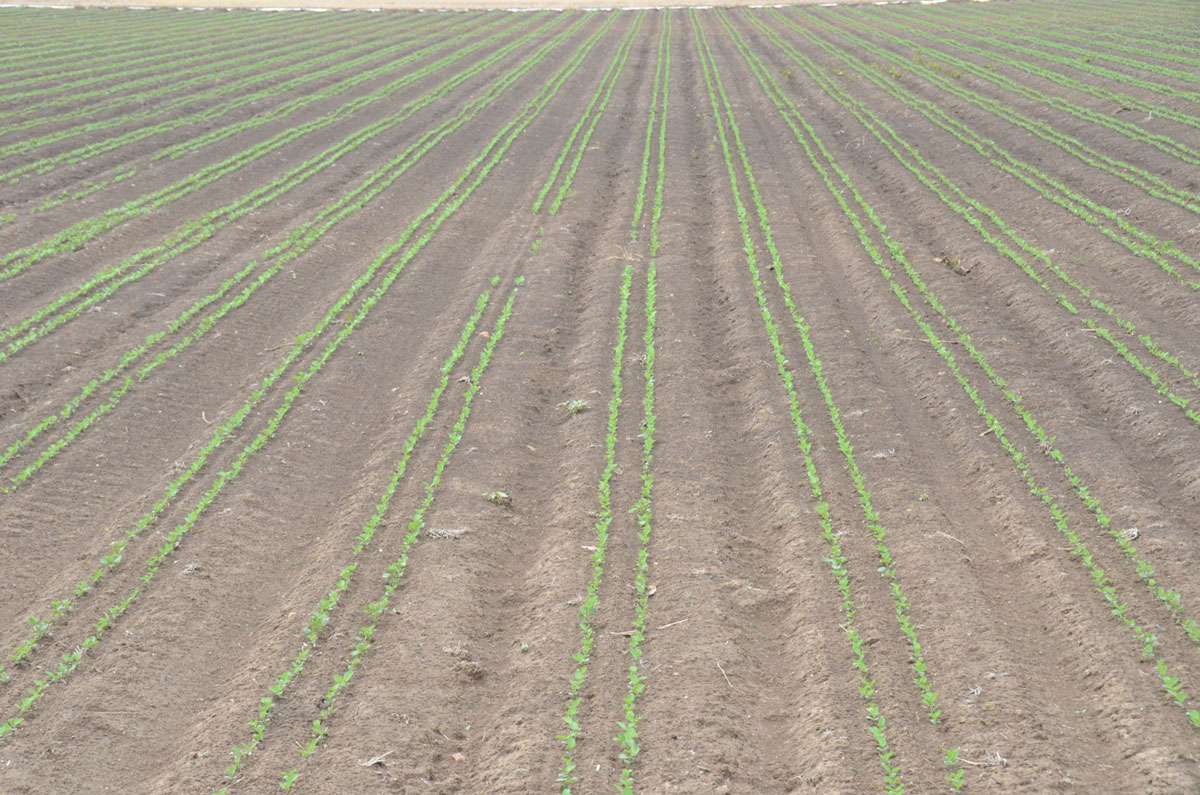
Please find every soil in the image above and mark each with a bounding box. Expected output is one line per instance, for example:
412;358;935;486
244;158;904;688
2;1;1200;793
9;0;888;9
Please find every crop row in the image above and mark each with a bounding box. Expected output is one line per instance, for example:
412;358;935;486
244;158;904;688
0;0;608;750
0;12;437;159
216;279;498;787
547;16;645;793
1;12;496;267
937;5;1200;88
694;12;906;789
697;10;974;791
912;11;1195;127
0;13;326;115
0;11;514;189
532;13;641;216
835;10;1200;169
614;12;669;794
990;11;1198;58
0;9;354;99
0;11;594;688
0;12;576;495
703;4;1200;784
0;10;250;71
213;16;620;789
0;1;564;723
719;8;1200;741
870;9;1200;131
0;155;507;735
1016;2;1200;44
33;166;137;214
1018;0;1193;31
750;6;1200;659
725;5;947;729
0;9;307;95
145;13;476;165
548;13;643;217
770;13;1200;452
943;3;1200;70
0;11;546;362
810;14;1200;267
275;283;520;790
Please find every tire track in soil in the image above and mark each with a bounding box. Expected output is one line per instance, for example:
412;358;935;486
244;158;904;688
0;14;577;641
710;11;1200;788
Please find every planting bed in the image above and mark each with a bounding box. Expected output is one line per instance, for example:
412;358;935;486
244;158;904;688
1;1;1199;792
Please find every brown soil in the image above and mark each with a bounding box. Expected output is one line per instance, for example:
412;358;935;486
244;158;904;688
25;0;887;9
2;2;1200;793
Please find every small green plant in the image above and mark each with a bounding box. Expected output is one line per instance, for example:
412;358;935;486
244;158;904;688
557;399;589;416
766;0;1200;653
695;13;905;789
759;3;1200;729
483;491;512;507
0;13;588;737
533;13;642;218
278;281;523;779
213;283;500;786
944;747;965;790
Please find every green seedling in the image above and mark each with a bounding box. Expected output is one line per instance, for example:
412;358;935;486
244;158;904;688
557;399;589;416
483;491;512;507
694;12;905;790
763;5;1200;730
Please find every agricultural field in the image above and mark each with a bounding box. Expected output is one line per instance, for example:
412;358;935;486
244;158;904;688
0;0;1199;791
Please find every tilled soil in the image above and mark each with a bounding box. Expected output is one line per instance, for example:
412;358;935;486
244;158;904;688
2;2;1199;793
